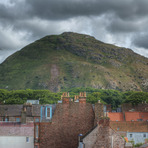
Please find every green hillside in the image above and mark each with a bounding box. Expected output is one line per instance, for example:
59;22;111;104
0;32;148;92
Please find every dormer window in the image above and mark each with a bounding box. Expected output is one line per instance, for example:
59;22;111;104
45;106;52;119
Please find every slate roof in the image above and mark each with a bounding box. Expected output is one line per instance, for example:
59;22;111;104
0;105;23;116
0;105;41;117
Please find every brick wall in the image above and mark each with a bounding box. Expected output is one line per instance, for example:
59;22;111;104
0;122;34;136
0;116;34;122
108;113;124;121
39;102;94;148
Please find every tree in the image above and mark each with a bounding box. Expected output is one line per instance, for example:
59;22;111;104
87;92;105;104
124;91;148;105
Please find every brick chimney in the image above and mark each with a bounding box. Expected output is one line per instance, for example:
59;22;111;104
62;92;70;104
98;118;110;127
79;92;86;103
74;95;79;102
21;105;27;124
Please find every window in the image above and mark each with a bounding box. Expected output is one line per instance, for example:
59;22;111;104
36;125;39;138
143;134;146;138
26;137;29;143
16;118;20;122
130;134;132;138
45;106;52;119
47;108;50;118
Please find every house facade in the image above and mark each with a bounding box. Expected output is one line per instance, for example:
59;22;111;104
0;122;34;148
110;121;148;145
78;120;125;148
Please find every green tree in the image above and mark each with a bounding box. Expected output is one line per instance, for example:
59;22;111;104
124;91;148;105
87;92;105;104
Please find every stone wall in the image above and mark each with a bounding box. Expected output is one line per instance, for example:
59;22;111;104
82;123;125;148
39;102;95;148
82;126;98;148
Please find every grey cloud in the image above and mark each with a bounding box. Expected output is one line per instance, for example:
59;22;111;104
106;16;148;34
133;33;148;49
1;0;148;34
1;0;148;22
0;0;148;63
24;0;148;20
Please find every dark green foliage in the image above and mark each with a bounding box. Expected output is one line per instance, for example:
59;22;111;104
134;143;143;147
87;92;106;104
124;91;148;105
0;88;147;109
0;89;61;104
98;89;123;109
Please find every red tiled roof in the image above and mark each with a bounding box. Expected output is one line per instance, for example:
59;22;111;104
108;113;124;121
125;112;148;121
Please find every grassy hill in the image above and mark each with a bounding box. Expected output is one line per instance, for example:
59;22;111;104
0;32;148;92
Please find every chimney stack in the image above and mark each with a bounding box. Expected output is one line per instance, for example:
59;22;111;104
79;92;86;103
21;105;27;124
62;92;70;104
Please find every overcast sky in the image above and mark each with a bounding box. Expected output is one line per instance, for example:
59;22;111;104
0;0;148;63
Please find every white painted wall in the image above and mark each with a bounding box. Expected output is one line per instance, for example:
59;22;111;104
127;132;148;144
0;136;34;148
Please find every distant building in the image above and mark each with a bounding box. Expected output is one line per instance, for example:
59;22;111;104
110;121;148;144
0;122;34;148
